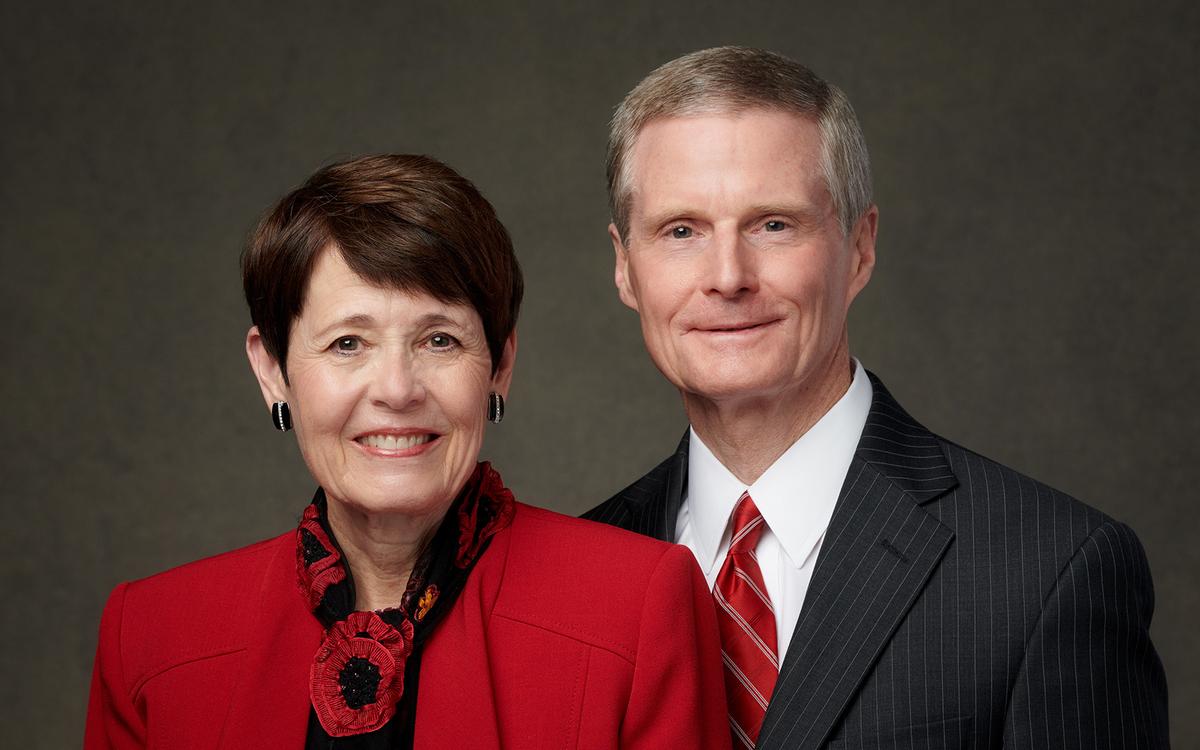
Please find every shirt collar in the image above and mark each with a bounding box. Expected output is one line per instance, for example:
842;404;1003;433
686;359;874;573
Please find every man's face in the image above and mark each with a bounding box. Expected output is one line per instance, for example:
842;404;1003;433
612;108;876;407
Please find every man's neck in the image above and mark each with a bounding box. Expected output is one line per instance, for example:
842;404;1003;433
685;352;855;485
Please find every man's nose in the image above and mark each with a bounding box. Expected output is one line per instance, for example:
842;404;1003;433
704;227;759;298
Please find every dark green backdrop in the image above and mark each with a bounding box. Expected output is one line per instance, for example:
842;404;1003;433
2;2;1196;746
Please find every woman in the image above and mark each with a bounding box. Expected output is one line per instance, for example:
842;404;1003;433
85;155;729;749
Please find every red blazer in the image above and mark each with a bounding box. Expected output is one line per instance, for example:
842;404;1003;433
86;502;730;749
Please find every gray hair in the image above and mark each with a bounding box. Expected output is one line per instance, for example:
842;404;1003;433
606;46;872;242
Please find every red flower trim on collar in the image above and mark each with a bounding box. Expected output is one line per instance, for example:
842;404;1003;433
310;611;414;737
295;462;516;738
455;462;516;567
296;504;346;610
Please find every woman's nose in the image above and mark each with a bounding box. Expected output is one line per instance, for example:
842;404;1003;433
367;350;426;410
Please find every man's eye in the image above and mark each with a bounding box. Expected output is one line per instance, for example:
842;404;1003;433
670;225;693;239
333;336;360;352
764;220;787;232
428;333;458;349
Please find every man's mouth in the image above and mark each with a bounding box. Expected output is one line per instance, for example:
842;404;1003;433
695;318;780;333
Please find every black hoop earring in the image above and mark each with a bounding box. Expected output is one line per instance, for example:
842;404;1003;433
487;392;505;424
271;401;292;431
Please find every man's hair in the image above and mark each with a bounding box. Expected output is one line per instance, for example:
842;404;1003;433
606;46;872;242
242;154;523;380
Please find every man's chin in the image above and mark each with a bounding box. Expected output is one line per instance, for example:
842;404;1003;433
676;375;790;406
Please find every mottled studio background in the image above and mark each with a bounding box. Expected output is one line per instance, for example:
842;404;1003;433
1;2;1196;746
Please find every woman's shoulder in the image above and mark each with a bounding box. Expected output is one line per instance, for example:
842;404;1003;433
509;501;677;555
116;531;292;606
96;532;295;676
506;501;692;578
488;502;705;659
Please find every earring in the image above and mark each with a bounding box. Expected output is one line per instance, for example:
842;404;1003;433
271;401;292;431
487;392;505;424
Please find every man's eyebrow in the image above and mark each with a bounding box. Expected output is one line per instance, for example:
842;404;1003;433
639;207;698;230
745;203;828;222
637;203;828;232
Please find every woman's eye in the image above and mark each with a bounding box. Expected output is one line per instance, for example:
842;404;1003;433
332;336;360;353
670;225;693;239
428;333;458;349
764;220;787;232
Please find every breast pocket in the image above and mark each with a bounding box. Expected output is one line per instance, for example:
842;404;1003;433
827;715;972;749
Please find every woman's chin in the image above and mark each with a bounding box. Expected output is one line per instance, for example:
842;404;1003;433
327;484;456;522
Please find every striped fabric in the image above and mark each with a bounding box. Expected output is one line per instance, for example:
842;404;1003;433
584;370;1169;749
714;493;779;748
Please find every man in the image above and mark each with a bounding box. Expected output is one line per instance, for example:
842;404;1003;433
585;46;1168;749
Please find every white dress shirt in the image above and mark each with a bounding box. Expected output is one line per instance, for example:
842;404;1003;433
676;359;873;662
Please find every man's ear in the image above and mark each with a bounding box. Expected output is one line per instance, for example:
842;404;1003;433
846;204;878;306
490;332;518;398
610;223;639;312
245;326;289;408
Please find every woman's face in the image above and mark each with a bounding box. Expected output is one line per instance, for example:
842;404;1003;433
249;249;514;522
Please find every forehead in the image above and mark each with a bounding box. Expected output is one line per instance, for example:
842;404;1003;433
625;109;828;217
298;248;476;327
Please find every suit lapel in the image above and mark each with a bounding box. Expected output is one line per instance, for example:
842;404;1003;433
218;535;324;749
756;373;959;750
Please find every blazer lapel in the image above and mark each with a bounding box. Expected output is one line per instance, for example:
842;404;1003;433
756;373;959;750
218;535;324;749
413;518;511;748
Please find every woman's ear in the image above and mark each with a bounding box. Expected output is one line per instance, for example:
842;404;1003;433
245;326;289;408
490;331;518;398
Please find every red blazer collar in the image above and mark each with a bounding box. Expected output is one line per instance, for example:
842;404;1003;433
213;511;518;748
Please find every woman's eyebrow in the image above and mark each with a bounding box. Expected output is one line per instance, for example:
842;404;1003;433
311;313;376;340
311;311;469;340
413;312;463;328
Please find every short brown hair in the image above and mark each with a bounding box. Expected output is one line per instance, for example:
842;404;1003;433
607;46;872;242
242;154;523;378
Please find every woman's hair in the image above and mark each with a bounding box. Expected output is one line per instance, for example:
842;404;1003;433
242;154;523;379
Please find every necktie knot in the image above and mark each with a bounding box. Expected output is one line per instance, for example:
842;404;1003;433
728;492;766;555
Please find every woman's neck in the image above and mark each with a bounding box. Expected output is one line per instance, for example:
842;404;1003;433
325;500;444;612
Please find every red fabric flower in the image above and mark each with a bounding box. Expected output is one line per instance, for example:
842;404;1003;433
296;504;346;609
455;462;516;567
310;611;415;737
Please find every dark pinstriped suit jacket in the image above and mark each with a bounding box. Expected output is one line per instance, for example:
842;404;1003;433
584;372;1169;749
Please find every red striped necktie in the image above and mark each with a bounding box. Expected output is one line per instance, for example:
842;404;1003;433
713;492;779;749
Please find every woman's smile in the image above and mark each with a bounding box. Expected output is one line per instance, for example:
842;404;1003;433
353;431;440;457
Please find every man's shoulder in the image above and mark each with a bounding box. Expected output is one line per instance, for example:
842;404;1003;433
913;432;1149;587
933;434;1114;528
862;371;1127;546
582;448;681;529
